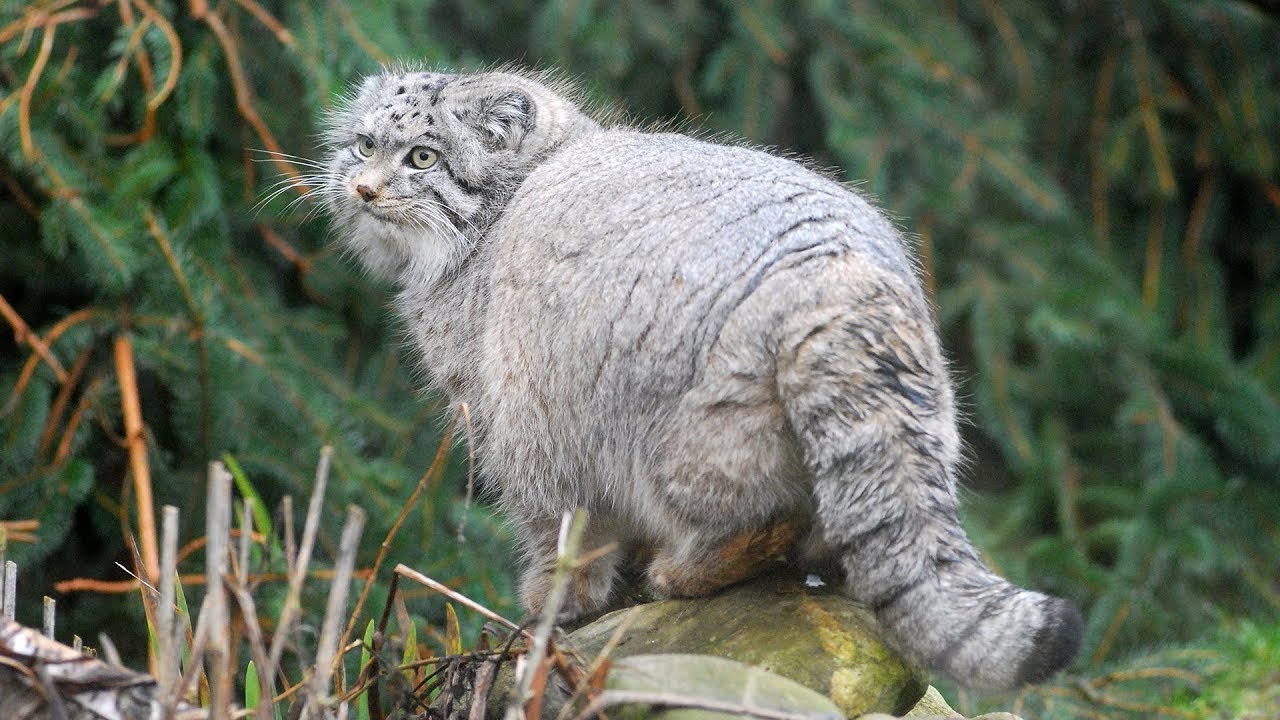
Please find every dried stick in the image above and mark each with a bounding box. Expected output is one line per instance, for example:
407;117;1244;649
17;21;56;161
0;1;80;45
305;506;367;720
225;579;276;720
282;495;296;570
237;497;253;588
99;5;152;106
203;461;234;720
0;521;38;541
41;596;54;639
330;0;390;64
518;511;587;720
338;424;455;663
232;0;295;47
54;566;369;594
37;346;90;456
4;560;16;621
0;291;66;382
193;5;301;185
104;0;159;147
468;659;501;720
173;620;210;711
259;224;312;275
554;607;640;720
265;447;332;688
393;565;525;636
99;632;123;667
158;505;181;719
54;374;101;463
133;0;182;110
114;334;160;583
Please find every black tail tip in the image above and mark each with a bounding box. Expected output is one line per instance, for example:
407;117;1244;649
1014;597;1083;685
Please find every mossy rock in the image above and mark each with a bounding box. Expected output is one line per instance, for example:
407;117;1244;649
564;574;927;717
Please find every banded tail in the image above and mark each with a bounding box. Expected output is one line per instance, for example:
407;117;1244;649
778;276;1082;690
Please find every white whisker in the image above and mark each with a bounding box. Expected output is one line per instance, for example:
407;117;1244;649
249;148;331;171
252;171;343;218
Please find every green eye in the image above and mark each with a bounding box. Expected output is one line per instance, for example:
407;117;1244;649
356;136;375;157
407;146;438;169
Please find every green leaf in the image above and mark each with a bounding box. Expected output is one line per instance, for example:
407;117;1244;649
223;452;275;539
603;654;844;720
401;616;418;684
359;619;376;720
444;602;462;657
245;660;261;710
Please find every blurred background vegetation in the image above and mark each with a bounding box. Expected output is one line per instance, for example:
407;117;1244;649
1;0;1277;717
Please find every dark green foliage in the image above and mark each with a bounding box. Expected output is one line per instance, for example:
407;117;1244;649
955;615;1280;719
1;0;1277;702
0;0;512;657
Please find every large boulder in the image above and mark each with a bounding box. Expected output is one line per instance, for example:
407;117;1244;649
479;573;1029;719
566;574;927;718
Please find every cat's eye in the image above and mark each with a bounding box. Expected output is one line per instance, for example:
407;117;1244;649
407;146;438;169
356;135;375;157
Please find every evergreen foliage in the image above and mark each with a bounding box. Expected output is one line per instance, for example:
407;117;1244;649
1;0;1277;705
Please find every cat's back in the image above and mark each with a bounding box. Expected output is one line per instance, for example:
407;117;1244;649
497;129;911;277
488;129;919;325
481;128;924;424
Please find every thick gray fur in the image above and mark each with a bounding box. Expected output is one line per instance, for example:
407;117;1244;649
319;67;1082;690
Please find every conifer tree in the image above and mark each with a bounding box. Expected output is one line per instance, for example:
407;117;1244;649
1;0;1277;681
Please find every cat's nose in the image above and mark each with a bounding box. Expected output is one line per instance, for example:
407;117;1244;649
356;184;377;202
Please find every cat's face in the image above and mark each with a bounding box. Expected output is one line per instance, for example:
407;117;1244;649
320;70;541;287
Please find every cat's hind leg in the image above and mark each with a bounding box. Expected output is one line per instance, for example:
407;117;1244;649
645;515;800;598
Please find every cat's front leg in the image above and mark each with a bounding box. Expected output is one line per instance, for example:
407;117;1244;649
515;513;623;622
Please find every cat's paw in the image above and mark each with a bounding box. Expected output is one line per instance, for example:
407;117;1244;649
519;555;617;624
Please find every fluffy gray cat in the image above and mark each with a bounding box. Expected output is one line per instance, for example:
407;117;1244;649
315;67;1081;690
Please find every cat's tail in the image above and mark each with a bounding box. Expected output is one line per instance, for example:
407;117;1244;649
776;275;1081;691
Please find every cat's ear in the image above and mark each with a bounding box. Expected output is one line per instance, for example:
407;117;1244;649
471;90;535;151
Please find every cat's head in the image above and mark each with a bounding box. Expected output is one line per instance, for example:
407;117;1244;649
321;68;598;287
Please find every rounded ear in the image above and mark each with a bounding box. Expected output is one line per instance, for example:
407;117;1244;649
470;90;535;150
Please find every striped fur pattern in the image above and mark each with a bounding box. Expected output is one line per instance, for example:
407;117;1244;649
321;68;1082;690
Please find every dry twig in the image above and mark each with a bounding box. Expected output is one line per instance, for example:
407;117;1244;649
114;334;160;583
0;292;66;383
339;425;456;667
305;505;367;720
393;566;524;637
266;447;332;688
157;505;183;719
202;461;234;719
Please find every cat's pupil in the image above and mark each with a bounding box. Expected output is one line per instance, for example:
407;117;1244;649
409;147;436;169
